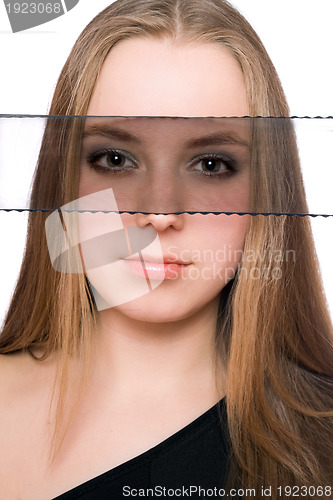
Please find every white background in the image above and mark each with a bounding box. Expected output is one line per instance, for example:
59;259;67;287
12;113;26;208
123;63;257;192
0;0;332;325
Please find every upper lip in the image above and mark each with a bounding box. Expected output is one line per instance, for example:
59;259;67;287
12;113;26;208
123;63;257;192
124;254;191;265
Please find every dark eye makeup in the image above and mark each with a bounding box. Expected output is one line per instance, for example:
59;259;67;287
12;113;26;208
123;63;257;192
86;148;138;174
85;147;239;180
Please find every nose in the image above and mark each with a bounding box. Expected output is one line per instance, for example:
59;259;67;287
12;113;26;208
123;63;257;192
134;212;185;232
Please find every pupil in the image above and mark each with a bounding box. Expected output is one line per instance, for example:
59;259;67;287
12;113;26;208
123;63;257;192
107;153;124;167
204;159;218;172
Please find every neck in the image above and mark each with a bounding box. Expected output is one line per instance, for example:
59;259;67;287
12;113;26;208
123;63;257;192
91;295;224;404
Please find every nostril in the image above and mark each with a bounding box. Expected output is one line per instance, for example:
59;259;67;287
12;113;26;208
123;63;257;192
134;213;185;232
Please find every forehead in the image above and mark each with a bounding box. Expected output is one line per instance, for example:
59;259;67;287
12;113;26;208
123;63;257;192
87;37;249;117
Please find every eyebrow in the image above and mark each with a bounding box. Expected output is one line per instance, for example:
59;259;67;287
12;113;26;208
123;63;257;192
184;132;249;149
82;124;249;148
82;125;141;144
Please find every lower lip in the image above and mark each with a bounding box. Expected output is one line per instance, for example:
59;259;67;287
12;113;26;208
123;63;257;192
123;259;189;280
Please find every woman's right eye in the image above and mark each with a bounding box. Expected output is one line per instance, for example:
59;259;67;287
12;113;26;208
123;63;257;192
87;148;137;174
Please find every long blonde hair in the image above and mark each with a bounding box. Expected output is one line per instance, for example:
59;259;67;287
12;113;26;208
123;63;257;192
1;0;333;495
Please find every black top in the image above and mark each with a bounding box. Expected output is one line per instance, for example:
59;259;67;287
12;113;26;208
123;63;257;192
53;397;230;499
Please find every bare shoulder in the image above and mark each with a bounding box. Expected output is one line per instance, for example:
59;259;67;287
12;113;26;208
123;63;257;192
0;350;55;421
0;350;32;392
0;351;57;497
0;350;54;395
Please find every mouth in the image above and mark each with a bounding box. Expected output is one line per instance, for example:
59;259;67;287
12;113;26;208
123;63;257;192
123;255;191;280
125;254;191;265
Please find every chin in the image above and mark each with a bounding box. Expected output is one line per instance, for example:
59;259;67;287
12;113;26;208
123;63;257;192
110;297;195;324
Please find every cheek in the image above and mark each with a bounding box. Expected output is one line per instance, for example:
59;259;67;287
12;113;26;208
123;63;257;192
220;214;249;252
202;212;248;243
192;214;249;270
78;168;101;198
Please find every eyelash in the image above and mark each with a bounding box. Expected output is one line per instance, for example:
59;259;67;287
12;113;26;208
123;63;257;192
87;148;137;174
86;148;237;179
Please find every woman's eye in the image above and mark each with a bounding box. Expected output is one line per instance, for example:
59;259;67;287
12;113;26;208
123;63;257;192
87;149;137;173
192;155;236;178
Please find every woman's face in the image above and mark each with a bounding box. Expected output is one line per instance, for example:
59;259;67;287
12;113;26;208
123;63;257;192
77;37;250;321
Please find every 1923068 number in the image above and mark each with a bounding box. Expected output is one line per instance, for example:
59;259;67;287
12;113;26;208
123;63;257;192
6;3;62;14
277;486;332;497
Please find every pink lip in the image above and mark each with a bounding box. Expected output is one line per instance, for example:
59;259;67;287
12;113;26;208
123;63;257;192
123;257;191;280
125;255;190;265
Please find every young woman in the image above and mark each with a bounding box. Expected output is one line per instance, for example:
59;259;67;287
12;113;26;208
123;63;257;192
1;0;333;498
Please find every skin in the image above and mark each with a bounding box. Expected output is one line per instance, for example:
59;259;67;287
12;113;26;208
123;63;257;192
80;36;250;405
0;37;250;499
